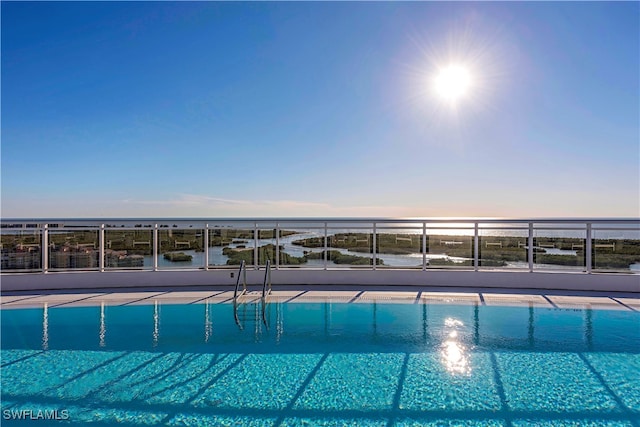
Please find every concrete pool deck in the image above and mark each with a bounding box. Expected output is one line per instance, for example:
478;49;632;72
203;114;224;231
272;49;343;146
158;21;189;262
1;285;639;311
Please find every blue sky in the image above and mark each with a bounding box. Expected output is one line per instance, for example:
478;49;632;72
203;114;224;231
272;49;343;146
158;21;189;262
2;1;638;218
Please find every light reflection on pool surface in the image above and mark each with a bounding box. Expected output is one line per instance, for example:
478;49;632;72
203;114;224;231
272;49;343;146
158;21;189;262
1;301;639;426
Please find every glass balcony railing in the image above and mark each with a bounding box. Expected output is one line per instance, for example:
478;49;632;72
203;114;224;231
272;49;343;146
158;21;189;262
209;227;255;267
49;229;99;271
528;223;591;272
0;226;42;271
592;225;640;273
478;225;528;269
426;224;475;269
1;218;638;274
376;226;423;269
104;228;152;269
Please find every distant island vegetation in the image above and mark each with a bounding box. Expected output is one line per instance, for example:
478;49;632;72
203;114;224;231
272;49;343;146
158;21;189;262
291;232;640;269
222;244;382;266
163;252;192;262
4;229;638;270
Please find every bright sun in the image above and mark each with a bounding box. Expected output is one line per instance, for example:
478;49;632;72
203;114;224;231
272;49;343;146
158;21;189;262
433;65;472;103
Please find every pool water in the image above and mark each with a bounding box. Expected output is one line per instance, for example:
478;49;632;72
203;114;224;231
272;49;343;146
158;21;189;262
1;301;639;426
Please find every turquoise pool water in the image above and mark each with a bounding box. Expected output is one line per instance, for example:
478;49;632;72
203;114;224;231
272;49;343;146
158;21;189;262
1;301;639;426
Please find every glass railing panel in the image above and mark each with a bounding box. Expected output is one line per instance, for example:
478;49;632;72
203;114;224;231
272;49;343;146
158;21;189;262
376;228;423;268
278;221;326;229
105;222;155;230
478;228;528;269
254;221;278;230
208;228;255;267
48;230;99;270
280;228;325;268
533;226;586;271
326;228;375;268
56;220;102;227
426;227;474;269
592;227;640;273
158;228;205;269
478;222;529;228
325;221;375;229
156;221;206;229
376;221;425;229
256;229;277;266
104;229;152;269
425;222;475;269
425;221;476;229
1;222;41;229
425;224;474;269
1;228;42;271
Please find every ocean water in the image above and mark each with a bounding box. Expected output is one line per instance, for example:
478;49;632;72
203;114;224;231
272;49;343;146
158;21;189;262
1;301;639;426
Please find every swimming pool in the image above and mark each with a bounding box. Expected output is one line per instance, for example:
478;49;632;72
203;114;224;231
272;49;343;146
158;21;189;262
1;299;639;426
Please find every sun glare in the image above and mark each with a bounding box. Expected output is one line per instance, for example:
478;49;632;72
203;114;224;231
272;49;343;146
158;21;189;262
433;65;472;103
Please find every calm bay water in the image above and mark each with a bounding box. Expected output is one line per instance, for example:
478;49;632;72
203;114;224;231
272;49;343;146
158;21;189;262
147;229;639;271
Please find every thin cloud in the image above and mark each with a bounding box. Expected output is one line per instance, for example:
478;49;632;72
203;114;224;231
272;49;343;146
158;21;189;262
120;194;397;217
3;193;414;218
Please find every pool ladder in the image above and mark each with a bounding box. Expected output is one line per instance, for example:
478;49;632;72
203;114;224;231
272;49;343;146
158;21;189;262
233;260;272;329
262;259;272;299
233;260;247;301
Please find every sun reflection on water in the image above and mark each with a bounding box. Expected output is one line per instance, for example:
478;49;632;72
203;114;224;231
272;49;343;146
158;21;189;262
42;303;49;351
153;300;159;347
99;301;106;347
441;317;470;375
204;300;212;343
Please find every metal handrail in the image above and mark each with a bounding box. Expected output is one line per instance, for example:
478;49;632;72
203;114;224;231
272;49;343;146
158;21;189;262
262;259;272;299
3;217;639;225
261;299;270;328
260;259;272;328
233;299;244;330
233;260;247;301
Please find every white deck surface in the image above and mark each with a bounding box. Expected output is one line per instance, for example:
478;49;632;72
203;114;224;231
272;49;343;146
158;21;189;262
1;287;638;311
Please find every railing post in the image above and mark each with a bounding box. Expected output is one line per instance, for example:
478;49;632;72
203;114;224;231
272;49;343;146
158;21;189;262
528;222;534;272
204;224;209;270
254;222;258;270
153;224;159;272
275;223;280;270
99;224;105;272
42;224;48;274
586;223;592;274
474;222;479;271
422;222;427;271
372;222;377;270
324;222;328;270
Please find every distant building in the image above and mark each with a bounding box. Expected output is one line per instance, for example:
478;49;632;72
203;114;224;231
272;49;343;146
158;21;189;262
50;244;99;269
105;249;144;268
1;246;41;270
2;242;144;270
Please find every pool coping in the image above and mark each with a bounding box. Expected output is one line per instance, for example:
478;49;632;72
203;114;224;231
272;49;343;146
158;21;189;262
1;286;639;312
